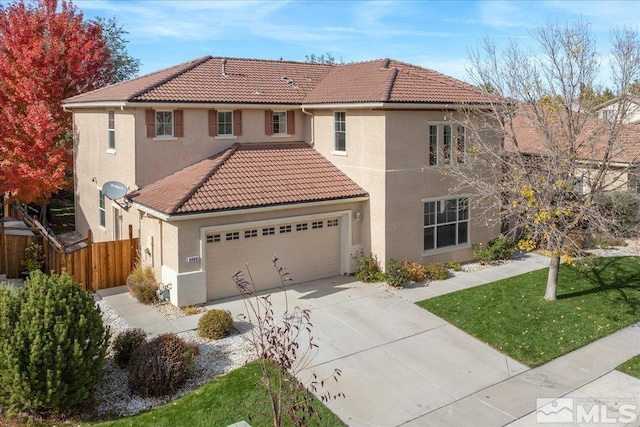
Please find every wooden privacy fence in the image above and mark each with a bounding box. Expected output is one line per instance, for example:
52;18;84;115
1;202;139;291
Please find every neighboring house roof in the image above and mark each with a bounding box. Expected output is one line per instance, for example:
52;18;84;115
127;142;368;215
64;56;490;106
304;59;489;104
510;105;640;165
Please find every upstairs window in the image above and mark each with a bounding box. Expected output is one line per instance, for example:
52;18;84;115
209;109;242;137
145;109;183;138
156;111;173;136
273;112;287;134
334;112;346;152
107;111;115;150
428;123;465;166
218;111;233;136
265;110;295;135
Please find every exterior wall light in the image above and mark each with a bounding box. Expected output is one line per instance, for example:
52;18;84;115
354;211;362;222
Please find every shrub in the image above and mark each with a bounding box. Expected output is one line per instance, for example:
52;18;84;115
20;243;43;273
424;263;449;281
0;271;109;414
197;309;234;340
384;259;409;287
402;261;427;282
473;236;516;264
129;333;196;398
112;328;147;368
127;262;158;304
594;191;640;237
446;260;461;272
352;250;384;282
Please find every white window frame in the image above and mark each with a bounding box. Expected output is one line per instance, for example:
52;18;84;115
333;111;346;154
107;110;115;153
99;190;106;228
217;110;233;136
272;111;287;135
155;110;174;137
428;122;466;166
422;196;469;253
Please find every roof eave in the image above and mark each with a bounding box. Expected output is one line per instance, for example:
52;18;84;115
302;101;493;110
63;101;304;110
131;195;370;222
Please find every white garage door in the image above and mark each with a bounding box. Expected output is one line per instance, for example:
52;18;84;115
206;217;342;300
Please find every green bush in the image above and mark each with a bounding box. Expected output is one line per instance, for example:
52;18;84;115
402;261;427;282
127;262;158;304
0;271;109;414
424;263;450;281
384;259;409;287
112;328;147;368
594;191;640;237
352;250;384;282
20;243;43;273
446;260;461;272
197;309;234;340
473;236;517;264
129;333;196;398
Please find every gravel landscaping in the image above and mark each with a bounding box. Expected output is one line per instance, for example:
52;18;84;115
89;300;254;418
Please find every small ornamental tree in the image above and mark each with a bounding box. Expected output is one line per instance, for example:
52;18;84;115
0;271;109;414
232;257;344;427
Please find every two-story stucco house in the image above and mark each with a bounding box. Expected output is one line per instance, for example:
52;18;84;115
63;56;499;306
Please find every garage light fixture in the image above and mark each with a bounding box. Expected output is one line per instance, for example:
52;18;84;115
354;211;362;222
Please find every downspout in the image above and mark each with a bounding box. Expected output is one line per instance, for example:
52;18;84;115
301;107;314;147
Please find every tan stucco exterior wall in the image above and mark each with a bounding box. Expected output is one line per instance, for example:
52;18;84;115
73;108;139;243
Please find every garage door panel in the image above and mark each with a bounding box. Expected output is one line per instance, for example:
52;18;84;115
206;217;342;300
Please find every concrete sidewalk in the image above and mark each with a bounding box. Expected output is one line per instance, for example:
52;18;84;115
97;252;640;426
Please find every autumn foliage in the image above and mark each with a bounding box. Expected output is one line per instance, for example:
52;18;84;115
0;0;113;203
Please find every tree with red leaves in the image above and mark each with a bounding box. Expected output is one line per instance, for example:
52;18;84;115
0;0;114;204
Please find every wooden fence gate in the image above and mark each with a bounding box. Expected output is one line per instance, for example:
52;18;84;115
1;202;139;291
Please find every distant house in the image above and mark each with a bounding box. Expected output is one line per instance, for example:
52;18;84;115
594;95;640;124
63;56;499;306
511;104;640;194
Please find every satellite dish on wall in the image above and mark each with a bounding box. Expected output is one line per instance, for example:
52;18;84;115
102;181;127;200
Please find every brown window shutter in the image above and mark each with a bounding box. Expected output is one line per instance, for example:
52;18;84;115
209;109;218;136
265;110;273;135
287;110;295;135
233;110;242;136
174;110;184;137
145;109;155;138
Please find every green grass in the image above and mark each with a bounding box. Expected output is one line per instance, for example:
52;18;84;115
418;256;640;367
89;361;344;427
617;354;640;379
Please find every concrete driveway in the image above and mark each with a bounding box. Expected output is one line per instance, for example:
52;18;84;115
199;275;529;426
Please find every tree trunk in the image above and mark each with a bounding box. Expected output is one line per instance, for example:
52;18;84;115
544;255;560;301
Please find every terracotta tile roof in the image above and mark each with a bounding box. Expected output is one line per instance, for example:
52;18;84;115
303;59;490;104
64;56;490;106
127;142;368;215
510;105;640;164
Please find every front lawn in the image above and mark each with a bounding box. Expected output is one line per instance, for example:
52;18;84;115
617;354;640;379
91;360;345;427
418;256;640;367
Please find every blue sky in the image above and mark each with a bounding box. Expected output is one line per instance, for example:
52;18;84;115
74;0;639;83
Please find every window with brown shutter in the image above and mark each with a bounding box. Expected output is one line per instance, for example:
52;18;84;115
145;109;155;138
287;110;295;135
209;109;218;136
174;110;184;137
233;110;242;136
265;110;273;135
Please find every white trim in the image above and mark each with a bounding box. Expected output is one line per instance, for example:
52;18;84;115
331;150;347;156
271;134;291;138
106;148;116;155
214;135;237;140
63;101;301;110
421;243;472;258
132;196;369;222
152;136;178;141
